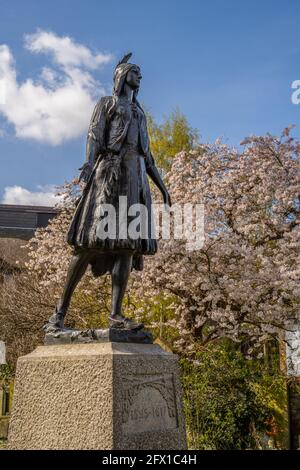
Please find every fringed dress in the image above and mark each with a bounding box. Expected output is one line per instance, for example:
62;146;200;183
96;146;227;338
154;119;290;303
67;96;157;275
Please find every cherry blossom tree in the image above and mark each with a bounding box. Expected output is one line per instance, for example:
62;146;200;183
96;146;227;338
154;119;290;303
4;127;299;359
131;127;300;354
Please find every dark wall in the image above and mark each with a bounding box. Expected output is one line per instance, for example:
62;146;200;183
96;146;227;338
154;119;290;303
0;204;57;240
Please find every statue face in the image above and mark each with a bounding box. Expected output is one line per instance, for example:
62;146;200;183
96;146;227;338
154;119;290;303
126;66;142;90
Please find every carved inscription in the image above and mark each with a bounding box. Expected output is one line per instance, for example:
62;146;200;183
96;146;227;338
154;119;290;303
121;374;178;434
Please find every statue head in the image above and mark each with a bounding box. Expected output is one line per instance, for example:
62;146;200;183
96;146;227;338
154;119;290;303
113;53;142;97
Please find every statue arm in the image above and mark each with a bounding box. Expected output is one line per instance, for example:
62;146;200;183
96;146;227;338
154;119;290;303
146;153;172;206
79;97;109;182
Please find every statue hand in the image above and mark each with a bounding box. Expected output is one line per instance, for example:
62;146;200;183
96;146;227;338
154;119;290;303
78;162;92;183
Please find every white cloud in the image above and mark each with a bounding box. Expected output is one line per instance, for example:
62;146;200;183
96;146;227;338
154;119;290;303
2;185;61;206
0;78;6;104
25;30;112;69
0;30;113;145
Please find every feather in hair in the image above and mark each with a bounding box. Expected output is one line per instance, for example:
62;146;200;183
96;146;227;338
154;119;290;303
115;52;132;69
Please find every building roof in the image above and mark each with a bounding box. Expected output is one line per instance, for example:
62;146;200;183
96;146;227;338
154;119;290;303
0;204;58;240
0;203;57;213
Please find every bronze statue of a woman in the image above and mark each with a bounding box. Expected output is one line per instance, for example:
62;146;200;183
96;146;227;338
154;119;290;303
44;53;171;332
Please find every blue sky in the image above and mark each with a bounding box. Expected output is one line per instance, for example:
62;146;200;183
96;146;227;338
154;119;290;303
0;0;300;205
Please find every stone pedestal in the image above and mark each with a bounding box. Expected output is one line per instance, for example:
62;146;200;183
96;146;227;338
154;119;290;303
8;342;187;450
